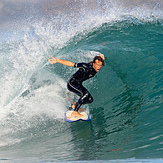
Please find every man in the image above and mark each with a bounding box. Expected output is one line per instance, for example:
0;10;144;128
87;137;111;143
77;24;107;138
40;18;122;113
48;54;105;117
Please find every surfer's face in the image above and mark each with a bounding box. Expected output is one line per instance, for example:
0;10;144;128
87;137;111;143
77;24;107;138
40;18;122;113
93;60;103;72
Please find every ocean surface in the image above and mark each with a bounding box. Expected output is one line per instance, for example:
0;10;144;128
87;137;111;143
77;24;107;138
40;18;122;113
0;0;163;162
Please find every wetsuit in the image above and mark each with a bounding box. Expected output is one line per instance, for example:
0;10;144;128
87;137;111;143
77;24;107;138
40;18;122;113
67;62;97;111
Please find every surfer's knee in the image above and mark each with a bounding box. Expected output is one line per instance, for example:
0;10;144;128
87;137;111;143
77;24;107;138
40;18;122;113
83;92;93;104
88;94;93;103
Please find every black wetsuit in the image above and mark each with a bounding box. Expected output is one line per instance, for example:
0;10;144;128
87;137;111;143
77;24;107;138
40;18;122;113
67;62;97;111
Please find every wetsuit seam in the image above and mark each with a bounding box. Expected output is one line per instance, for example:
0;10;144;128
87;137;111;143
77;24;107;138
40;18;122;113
68;78;84;97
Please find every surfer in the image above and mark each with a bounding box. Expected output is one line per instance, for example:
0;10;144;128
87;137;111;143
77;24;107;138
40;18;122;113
48;54;105;117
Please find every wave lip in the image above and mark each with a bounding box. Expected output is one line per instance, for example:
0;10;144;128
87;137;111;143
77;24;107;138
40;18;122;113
0;0;163;162
0;0;163;31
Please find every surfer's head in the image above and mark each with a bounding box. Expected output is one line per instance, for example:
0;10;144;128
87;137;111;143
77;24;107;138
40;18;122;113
91;55;105;72
93;56;105;66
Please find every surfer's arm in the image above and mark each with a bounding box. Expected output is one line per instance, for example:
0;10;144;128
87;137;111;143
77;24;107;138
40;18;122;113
48;55;75;67
57;59;75;67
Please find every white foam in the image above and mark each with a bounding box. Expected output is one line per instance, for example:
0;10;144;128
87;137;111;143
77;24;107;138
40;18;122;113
3;76;66;119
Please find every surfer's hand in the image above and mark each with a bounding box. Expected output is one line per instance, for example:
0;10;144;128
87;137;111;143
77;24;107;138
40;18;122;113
100;54;105;60
48;55;58;64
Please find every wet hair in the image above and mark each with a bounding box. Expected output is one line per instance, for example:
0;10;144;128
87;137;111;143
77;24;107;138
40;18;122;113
90;56;105;66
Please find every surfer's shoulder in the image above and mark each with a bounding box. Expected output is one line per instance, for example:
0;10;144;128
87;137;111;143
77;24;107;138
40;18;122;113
74;62;88;68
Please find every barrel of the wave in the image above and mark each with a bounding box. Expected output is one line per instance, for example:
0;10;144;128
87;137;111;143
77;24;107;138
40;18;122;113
48;52;105;123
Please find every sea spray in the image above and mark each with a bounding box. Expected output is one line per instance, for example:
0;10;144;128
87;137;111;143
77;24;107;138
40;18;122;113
0;0;162;162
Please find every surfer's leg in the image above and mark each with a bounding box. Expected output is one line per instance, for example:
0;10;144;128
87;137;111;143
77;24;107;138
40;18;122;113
67;80;83;97
74;87;93;112
71;90;92;117
67;81;83;112
67;80;93;116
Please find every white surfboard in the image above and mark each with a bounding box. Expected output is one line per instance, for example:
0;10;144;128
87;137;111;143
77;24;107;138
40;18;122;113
64;110;90;122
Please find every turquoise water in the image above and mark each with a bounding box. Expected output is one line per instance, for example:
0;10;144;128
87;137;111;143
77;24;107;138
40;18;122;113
0;0;163;162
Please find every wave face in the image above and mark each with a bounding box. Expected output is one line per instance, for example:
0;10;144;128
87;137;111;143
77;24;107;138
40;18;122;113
0;0;163;162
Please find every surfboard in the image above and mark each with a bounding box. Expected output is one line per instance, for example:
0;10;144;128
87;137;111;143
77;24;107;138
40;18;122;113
64;110;90;122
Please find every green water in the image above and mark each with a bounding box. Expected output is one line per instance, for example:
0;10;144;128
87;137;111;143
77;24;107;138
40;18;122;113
0;0;163;162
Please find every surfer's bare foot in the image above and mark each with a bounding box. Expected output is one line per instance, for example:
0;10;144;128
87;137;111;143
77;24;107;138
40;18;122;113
72;102;84;111
71;111;83;117
72;102;76;109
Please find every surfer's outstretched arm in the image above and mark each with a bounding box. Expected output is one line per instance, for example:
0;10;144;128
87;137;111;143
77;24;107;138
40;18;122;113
48;55;75;67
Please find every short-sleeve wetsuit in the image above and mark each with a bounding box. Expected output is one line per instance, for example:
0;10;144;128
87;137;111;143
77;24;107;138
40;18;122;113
67;62;97;111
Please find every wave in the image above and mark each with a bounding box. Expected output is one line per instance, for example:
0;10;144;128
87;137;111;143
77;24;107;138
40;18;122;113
0;0;163;161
